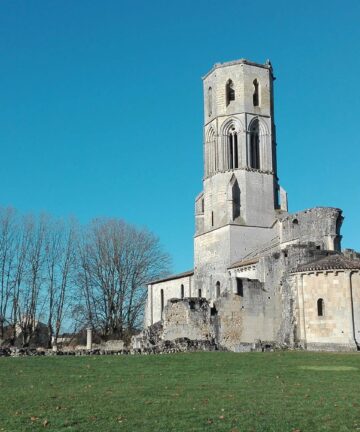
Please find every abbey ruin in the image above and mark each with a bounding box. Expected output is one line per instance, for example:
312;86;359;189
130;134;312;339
141;58;360;352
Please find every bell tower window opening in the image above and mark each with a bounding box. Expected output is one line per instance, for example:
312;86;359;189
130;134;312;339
249;119;260;169
317;298;325;317
228;128;238;169
253;79;260;106
226;80;235;106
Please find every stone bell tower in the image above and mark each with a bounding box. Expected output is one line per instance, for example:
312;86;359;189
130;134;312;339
194;59;282;299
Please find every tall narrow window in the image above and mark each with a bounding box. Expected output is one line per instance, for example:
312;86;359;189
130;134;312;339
211;211;214;227
208;87;212;116
249;119;260;169
317;298;324;317
160;289;164;318
226;80;235;106
253;79;259;106
181;284;184;299
198;289;202;298
229;134;234;169
206;128;216;175
216;281;221;298
234;133;238;168
334;215;342;251
232;179;241;220
236;278;243;297
201;198;205;213
228;128;238;169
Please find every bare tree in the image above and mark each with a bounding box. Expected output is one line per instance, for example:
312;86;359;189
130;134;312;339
77;219;170;339
0;209;170;348
44;219;76;348
0;208;17;338
9;215;31;345
16;215;46;347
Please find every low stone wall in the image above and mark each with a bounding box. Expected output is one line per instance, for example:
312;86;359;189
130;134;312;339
69;339;125;352
0;347;130;357
0;338;223;357
132;321;163;350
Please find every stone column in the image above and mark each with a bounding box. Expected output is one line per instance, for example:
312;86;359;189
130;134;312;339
299;273;307;348
348;271;356;345
86;327;92;350
246;131;250;167
229;273;237;294
52;336;58;352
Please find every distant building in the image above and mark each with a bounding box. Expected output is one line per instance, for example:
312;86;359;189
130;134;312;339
143;59;360;352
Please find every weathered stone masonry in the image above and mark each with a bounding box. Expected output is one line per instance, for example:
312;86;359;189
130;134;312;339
142;58;360;353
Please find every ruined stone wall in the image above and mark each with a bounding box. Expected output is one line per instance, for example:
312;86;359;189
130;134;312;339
212;294;244;350
229;255;283;345
213;289;277;351
162;298;213;341
228;243;334;348
279;208;342;251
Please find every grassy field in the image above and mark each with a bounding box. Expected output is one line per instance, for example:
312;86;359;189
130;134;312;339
0;351;359;431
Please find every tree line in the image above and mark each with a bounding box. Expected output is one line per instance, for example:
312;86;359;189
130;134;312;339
0;207;170;347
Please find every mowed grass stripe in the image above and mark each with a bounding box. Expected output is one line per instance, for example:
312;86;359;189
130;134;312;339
0;352;359;431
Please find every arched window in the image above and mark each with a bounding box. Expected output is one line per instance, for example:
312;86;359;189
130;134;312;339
208;87;212;116
181;284;184;299
228;128;238;169
249;119;260;169
226;80;235;106
253;79;260;106
231;178;241;220
160;289;164;318
206;127;216;175
216;281;220;298
317;298;324;317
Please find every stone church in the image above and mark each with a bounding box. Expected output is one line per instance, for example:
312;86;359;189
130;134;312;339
142;58;360;352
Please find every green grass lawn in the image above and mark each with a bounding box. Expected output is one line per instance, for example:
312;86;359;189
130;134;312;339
0;351;359;431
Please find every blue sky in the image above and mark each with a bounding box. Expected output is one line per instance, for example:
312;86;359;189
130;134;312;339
0;0;359;273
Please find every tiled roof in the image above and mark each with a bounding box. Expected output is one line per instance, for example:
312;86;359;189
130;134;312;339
228;257;259;269
293;254;360;273
149;270;194;285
